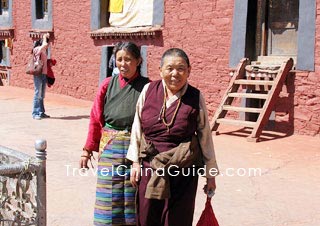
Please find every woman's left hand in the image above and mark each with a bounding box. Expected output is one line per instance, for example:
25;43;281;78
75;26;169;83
79;150;91;169
130;162;141;188
204;177;216;197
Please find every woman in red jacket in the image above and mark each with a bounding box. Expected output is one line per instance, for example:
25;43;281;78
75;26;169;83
79;42;149;226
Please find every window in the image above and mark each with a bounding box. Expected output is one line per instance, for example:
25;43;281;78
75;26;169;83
0;0;9;15
91;0;164;31
253;0;299;61
0;0;11;26
0;0;12;69
230;0;316;71
0;40;9;66
31;0;52;30
36;0;48;20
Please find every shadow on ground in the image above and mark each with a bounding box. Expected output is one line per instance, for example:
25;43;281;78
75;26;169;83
50;115;90;120
217;127;292;142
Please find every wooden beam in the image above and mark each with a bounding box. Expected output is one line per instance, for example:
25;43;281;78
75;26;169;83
216;119;256;128
228;93;269;99
223;105;262;113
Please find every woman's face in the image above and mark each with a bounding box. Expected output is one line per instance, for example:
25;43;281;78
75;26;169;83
116;49;141;79
160;55;191;95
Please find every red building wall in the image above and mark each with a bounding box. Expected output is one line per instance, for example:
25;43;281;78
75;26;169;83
10;0;320;136
12;0;100;99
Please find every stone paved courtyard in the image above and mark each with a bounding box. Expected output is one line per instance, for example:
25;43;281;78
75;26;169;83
1;86;319;226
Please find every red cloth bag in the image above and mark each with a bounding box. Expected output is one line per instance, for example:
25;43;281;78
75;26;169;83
196;197;219;226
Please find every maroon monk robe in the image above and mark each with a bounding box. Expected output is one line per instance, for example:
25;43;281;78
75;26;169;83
137;80;200;226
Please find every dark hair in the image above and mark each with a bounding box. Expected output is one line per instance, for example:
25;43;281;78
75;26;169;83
31;39;42;53
160;48;190;67
31;37;49;53
114;42;142;72
114;42;141;61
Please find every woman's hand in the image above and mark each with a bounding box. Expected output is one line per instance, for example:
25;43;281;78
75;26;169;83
79;150;92;169
43;33;50;39
130;162;141;188
203;177;216;197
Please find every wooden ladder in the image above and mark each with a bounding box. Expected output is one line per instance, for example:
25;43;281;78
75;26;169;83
210;58;293;142
0;67;10;86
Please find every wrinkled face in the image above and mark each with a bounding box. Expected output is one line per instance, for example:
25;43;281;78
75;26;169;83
160;55;191;95
116;49;141;79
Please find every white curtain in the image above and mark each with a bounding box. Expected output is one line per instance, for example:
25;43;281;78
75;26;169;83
109;0;154;27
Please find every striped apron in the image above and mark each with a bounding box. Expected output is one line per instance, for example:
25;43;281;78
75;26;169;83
93;128;136;226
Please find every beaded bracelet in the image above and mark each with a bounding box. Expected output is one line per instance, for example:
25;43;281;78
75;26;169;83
81;150;95;168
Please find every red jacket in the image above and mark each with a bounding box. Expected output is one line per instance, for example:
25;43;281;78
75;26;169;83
47;58;57;78
84;73;142;152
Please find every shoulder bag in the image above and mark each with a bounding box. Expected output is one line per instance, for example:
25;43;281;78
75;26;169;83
26;53;43;75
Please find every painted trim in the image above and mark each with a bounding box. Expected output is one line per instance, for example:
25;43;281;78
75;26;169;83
99;46;110;85
152;0;164;26
297;0;316;71
140;45;148;78
229;0;248;68
90;26;162;39
91;0;101;30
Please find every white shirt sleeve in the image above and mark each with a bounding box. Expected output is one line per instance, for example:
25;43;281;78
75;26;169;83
197;92;219;178
126;83;150;162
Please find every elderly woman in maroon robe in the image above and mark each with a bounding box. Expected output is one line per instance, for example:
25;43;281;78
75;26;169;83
127;48;219;226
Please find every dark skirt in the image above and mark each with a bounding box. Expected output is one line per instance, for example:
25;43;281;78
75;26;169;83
94;128;136;226
136;161;199;226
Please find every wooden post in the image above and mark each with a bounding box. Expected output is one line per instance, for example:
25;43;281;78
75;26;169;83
247;58;294;142
35;139;47;226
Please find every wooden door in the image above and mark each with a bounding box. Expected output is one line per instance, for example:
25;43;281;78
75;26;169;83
267;0;299;56
256;0;299;60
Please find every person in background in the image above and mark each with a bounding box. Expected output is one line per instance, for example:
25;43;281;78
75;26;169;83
46;58;56;88
79;42;149;226
108;43;121;77
127;48;219;226
32;33;50;120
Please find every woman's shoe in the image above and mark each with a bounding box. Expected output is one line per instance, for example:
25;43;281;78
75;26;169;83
33;115;42;120
41;113;50;118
